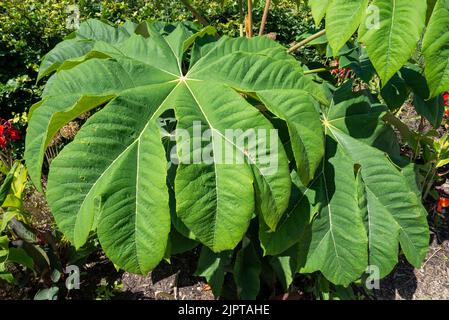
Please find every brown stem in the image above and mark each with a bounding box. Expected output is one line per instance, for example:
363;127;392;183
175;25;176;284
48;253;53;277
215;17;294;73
259;0;271;36
246;0;253;38
180;0;209;26
288;29;326;53
239;0;245;37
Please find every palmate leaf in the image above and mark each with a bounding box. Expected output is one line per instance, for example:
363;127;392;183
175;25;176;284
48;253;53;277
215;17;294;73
298;136;369;286
259;171;314;256
296;89;429;285
37;20;137;81
26;20;324;274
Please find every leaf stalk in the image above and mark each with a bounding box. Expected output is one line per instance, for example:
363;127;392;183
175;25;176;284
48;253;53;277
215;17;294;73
288;29;326;53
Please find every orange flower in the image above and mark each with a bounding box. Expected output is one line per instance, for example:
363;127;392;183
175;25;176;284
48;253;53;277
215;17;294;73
437;196;449;213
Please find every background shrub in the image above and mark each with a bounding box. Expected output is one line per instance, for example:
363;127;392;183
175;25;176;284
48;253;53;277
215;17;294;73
0;0;315;119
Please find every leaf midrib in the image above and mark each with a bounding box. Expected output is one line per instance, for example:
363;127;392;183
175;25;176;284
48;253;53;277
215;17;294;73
184;80;283;243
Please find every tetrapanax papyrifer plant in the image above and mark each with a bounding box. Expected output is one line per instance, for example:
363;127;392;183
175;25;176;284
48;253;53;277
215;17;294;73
25;19;429;291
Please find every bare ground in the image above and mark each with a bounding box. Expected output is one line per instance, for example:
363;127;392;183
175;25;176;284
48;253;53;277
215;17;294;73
2;185;449;300
374;205;449;300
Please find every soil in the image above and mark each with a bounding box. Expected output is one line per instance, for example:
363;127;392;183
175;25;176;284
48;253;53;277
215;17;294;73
68;250;214;300
119;253;214;300
374;229;449;300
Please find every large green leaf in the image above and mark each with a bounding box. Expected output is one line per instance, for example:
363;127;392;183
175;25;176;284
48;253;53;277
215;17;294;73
298;137;368;286
326;0;369;53
310;0;332;26
27;19;430;285
422;0;449;97
259;171;314;256
297;88;429;285
26;20;324;274
359;0;427;84
233;237;261;300
37;19;136;81
327;126;429;274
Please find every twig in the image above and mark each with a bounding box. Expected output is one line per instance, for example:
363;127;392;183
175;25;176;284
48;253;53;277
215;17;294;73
304;68;329;75
173;270;180;300
259;0;271;36
420;247;443;270
180;0;209;26
246;0;253;38
288;29;326;53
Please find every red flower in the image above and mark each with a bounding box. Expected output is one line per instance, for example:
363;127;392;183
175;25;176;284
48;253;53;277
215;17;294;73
0;119;21;150
444;92;449;107
0;136;6;150
7;128;21;141
330;59;351;78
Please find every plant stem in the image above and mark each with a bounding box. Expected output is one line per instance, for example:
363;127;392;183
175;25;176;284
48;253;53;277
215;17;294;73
422;167;436;199
246;0;253;38
288;29;326;53
239;0;245;37
259;0;271;36
304;68;329;75
180;0;209;26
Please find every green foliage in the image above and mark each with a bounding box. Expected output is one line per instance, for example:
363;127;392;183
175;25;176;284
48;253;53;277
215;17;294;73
0;162;88;298
309;0;449;98
0;0;73;118
0;162;36;284
0;0;312;121
25;20;429;296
